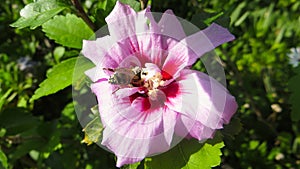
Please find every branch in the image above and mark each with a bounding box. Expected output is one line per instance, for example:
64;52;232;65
71;0;96;31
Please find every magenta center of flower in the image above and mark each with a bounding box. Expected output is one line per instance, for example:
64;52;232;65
107;62;171;103
107;64;165;91
142;70;164;100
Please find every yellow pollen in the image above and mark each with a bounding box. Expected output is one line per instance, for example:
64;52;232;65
144;72;163;90
142;71;164;99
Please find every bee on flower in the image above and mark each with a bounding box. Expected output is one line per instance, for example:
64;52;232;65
81;1;237;167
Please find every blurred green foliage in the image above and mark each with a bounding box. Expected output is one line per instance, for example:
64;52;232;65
0;0;299;168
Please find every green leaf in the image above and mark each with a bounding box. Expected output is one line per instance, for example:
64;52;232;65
0;108;40;135
0;149;8;169
191;12;224;30
42;14;94;49
20;0;63;18
62;102;76;121
30;57;93;101
0;88;13;111
37;122;61;153
10;138;46;161
10;0;66;29
204;12;224;25
234;11;249;27
82;110;103;145
222;117;243;139
0;128;6;137
122;162;141;169
230;1;246;25
97;0;108;10
289;66;300;121
144;139;224;169
53;46;65;63
11;7;65;29
119;0;141;11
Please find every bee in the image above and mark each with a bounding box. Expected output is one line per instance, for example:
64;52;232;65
103;66;146;93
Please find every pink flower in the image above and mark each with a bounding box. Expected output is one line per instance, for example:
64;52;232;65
82;1;237;167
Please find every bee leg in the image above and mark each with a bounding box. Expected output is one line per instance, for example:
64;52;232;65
112;87;120;94
103;68;115;72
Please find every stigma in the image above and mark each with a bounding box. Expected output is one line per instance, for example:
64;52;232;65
140;66;165;100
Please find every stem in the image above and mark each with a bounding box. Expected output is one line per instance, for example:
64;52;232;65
140;0;149;10
71;0;96;31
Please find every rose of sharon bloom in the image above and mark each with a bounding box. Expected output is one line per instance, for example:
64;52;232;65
82;1;237;167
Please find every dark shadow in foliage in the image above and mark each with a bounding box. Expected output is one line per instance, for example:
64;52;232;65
32;87;71;121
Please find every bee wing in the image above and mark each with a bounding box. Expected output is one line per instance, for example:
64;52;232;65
109;68;135;85
118;56;141;68
117;68;136;79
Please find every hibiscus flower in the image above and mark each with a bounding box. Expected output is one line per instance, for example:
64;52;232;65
82;1;237;167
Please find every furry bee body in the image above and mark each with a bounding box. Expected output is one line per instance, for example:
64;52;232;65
104;67;144;87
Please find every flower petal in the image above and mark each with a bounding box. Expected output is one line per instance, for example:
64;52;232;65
115;87;140;99
82;32;142;70
91;80;177;167
138;9;187;68
90;80;117;119
163;69;237;129
136;33;174;67
136;10;185;67
82;36;116;67
161;41;190;78
118;55;141;67
105;1;152;42
105;1;138;41
175;114;215;141
180;23;235;65
158;10;186;41
101;106;177;167
131;96;151;112
85;66;109;82
104;2;152;67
